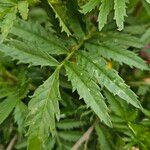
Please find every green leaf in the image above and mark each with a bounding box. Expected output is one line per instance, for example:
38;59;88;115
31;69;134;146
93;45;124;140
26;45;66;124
142;0;150;16
85;41;148;70
101;32;144;48
0;40;59;67
65;62;112;126
0;0;16;5
96;125;112;150
141;28;150;44
57;119;85;130
124;25;147;35
0;95;18;124
98;0;112;31
0;7;17;42
14;101;28;132
27;0;39;5
18;1;29;20
77;51;142;108
27;70;61;147
28;136;42;150
80;0;100;14
59;131;81;142
10;20;67;55
0;88;11;99
44;137;56;150
114;0;127;31
66;0;85;38
47;0;71;36
104;90;126;117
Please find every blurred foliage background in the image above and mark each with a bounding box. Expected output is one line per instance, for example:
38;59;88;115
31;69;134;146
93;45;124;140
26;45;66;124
0;0;150;149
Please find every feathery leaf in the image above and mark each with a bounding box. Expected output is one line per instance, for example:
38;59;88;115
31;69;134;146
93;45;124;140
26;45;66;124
14;101;28;132
100;32;144;48
0;95;18;124
27;70;61;147
47;0;71;36
0;7;17;42
65;62;112;126
98;0;112;31
0;41;59;66
17;1;29;20
10;20;67;55
77;51;142;108
85;42;148;70
114;0;127;31
96;125;112;150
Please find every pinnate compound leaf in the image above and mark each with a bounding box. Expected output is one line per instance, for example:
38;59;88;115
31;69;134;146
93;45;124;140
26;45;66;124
65;62;112;126
77;51;142;108
0;40;59;67
27;70;61;147
80;0;128;31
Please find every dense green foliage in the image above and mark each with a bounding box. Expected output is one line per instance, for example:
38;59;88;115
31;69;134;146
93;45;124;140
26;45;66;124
0;0;150;149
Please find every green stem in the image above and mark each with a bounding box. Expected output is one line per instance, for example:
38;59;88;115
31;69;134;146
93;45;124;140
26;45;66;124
56;27;96;71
